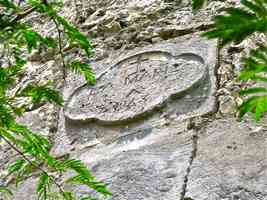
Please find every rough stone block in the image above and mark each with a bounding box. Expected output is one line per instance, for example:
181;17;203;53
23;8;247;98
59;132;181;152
185;119;267;200
53;36;218;200
55;36;218;153
64;36;217;125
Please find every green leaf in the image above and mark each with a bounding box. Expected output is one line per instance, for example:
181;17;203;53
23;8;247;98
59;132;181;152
238;46;267;121
0;127;17;143
239;95;267;121
18;27;57;53
22;30;40;53
80;197;98;200
8;123;56;165
66;175;112;197
0;1;108;199
239;46;267;83
0;103;15;128
61;159;111;197
240;87;267;95
203;0;267;45
55;16;92;57
241;0;267;17
37;173;51;200
67;61;96;85
0;67;16;92
0;0;19;11
62;191;76;200
8;159;26;174
28;0;50;13
192;0;206;10
42;37;57;48
61;159;93;178
19;84;64;106
14;162;36;187
0;185;13;197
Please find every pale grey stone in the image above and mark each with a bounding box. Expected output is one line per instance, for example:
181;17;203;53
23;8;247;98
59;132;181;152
12;178;37;200
4;0;266;199
185;118;267;200
64;37;217;124
68;131;194;200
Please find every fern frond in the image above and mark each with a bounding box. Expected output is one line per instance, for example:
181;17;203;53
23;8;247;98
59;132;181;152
8;123;57;166
80;197;98;200
241;0;267;17
239;46;267;80
203;0;267;45
0;0;19;11
0;1;110;199
60;159;93;179
238;46;267;120
19;84;63;106
62;191;77;200
239;95;267;121
0;127;17;143
37;173;51;200
0;103;15;128
66;175;112;197
0;185;13;197
55;16;93;57
240;87;267;95
8;159;26;175
61;159;111;197
15;161;37;187
13;27;57;53
192;0;206;10
0;67;16;93
67;61;96;85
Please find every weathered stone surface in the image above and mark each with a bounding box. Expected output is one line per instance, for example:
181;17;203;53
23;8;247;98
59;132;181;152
11;118;267;200
12;178;37;200
64;37;217;124
53;36;217;157
185;119;267;200
69;130;194;200
4;0;267;199
10;129;193;200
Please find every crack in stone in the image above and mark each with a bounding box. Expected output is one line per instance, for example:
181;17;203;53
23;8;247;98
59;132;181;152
180;119;199;200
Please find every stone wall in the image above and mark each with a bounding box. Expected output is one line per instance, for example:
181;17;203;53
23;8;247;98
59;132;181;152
1;0;267;200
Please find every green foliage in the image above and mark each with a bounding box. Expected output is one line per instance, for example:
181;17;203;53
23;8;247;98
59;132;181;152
80;197;98;200
192;0;206;11
7;159;27;174
0;0;18;10
0;186;13;196
203;0;267;45
19;83;64;106
55;16;93;57
238;46;267;121
37;173;52;200
67;61;96;85
238;95;267;121
27;0;93;58
239;46;267;81
194;0;267;120
0;0;111;199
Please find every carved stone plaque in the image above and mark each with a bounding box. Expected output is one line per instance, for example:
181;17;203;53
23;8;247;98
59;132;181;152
64;38;217;124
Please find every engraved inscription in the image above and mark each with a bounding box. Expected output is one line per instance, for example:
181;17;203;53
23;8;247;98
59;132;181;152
65;51;206;123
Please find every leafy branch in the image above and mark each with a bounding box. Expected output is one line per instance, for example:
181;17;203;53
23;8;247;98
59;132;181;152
0;0;111;199
193;0;267;121
0;133;65;197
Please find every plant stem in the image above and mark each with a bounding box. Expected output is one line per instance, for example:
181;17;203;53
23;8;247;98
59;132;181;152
11;7;36;23
1;136;66;198
53;17;67;82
